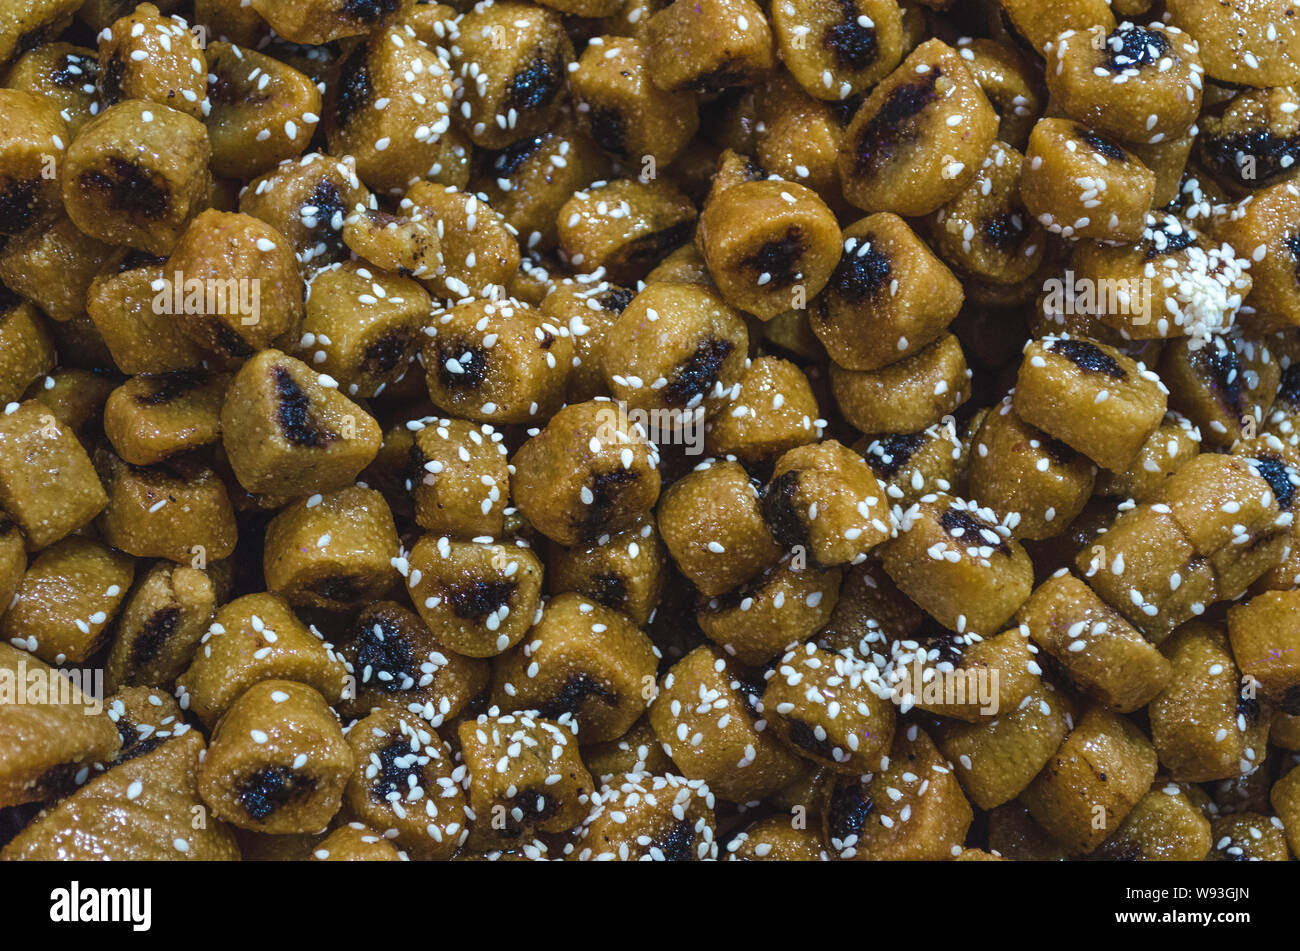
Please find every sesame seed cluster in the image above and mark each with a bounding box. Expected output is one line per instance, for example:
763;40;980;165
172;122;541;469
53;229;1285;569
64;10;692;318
0;0;1299;863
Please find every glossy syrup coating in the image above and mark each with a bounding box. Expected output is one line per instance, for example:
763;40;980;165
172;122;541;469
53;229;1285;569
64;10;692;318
4;0;1300;865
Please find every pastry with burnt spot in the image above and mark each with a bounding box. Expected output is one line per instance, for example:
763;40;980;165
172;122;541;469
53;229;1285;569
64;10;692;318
337;600;489;725
512;399;661;547
760;642;894;773
1158;334;1277;450
1198;86;1300;196
5;726;241;859
698;179;840;321
0;643;122;808
837;39;997;217
343;708;468;859
421;296;572;425
879;492;1031;635
62;99;210;256
571;35;698;167
1045;23;1202;147
491;592;658;742
0;89;68;245
770;0;902;102
324;25;455;194
98;4;207;119
929;140;1044;286
1071;216;1251;342
1021;118;1155;242
105;561;217;691
452;1;573;149
644;0;773;94
405;535;544;657
764;439;891;568
341;205;442;279
823;724;972;859
220;349;382;496
4;42;99;136
602;281;748;423
166;209;304;360
240;152;374;269
546;516;665;627
1232;440;1300;593
198;679;354;834
458;709;592;848
858;420;966;507
816;212;964;370
263;485;399;611
556;177;697;283
569;770;718;860
98;684;171;755
1013;335;1167;471
102;369;230;465
297;262;430;399
250;0;414;46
